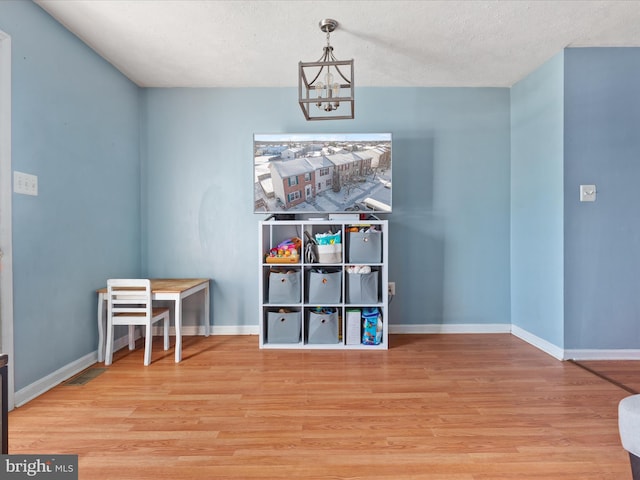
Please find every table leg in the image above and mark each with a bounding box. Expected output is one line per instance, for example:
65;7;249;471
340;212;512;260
174;297;182;363
97;292;105;362
204;283;210;337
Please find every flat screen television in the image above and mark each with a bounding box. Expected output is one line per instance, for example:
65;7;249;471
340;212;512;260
254;133;392;214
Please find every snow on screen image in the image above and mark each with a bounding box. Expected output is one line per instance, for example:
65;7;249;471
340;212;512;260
253;133;392;214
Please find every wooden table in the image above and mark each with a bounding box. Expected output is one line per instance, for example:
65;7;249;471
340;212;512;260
97;279;210;363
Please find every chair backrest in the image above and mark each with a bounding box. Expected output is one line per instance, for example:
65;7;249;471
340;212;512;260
107;279;153;320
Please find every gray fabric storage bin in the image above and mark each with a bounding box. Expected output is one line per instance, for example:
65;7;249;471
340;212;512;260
267;311;301;343
307;310;339;344
268;270;301;304
307;270;342;304
347;271;379;304
348;231;382;263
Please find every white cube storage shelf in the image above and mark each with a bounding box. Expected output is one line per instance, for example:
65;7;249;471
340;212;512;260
259;219;389;350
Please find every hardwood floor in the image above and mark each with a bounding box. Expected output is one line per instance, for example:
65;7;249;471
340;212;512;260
572;359;640;395
8;334;635;479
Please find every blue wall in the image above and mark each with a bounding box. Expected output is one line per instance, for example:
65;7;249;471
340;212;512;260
511;53;565;346
142;87;511;329
511;47;640;352
0;1;141;390
4;0;640;395
564;48;640;349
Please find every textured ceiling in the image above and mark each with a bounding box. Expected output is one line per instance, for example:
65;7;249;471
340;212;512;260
34;0;640;88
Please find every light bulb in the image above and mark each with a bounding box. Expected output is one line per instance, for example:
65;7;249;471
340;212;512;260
315;82;324;109
325;72;333;97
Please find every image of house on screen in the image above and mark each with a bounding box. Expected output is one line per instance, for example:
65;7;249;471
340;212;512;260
254;133;392;214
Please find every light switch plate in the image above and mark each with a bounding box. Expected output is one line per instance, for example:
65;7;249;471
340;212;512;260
580;184;596;202
14;171;38;196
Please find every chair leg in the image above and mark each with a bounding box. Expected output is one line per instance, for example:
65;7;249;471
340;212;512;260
128;325;136;350
105;322;114;366
143;324;153;366
163;315;170;351
630;452;640;480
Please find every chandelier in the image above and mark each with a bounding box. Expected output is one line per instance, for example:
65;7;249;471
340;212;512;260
298;19;354;121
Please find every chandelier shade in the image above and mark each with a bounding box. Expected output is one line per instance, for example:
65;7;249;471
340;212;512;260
298;19;354;121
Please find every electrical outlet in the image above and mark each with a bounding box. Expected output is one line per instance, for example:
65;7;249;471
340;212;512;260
388;282;396;296
580;184;596;202
14;171;38;196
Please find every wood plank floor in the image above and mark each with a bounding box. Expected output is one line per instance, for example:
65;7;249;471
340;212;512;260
8;334;635;480
572;359;640;395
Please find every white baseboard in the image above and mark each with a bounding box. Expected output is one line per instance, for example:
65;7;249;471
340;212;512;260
564;349;640;361
389;323;511;334
14;334;132;408
153;325;259;336
389;324;568;360
510;325;565;360
14;351;97;408
510;325;640;361
210;325;259;335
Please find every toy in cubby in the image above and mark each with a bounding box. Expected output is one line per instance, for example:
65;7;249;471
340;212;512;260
266;237;301;264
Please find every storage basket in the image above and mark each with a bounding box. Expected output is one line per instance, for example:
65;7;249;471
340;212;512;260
307;310;339;344
307;270;342;304
314;243;342;264
346;270;379;304
348;230;382;263
267;310;301;343
268;270;301;304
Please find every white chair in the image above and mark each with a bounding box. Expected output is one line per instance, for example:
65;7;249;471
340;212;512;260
620;394;640;479
105;279;170;366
